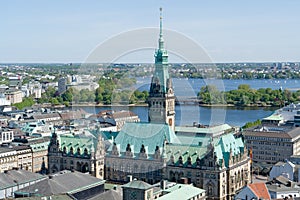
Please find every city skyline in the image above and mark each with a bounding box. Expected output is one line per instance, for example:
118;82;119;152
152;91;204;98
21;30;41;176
1;1;300;63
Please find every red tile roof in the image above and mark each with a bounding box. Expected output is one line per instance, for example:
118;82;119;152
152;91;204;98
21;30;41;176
249;182;271;200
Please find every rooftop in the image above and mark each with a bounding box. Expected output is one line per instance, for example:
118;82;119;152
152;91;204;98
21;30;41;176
122;180;153;190
15;170;105;196
157;184;205;200
248;182;271;200
0;169;46;190
112;122;180;155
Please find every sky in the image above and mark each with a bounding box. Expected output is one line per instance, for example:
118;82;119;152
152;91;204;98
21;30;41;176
1;0;300;63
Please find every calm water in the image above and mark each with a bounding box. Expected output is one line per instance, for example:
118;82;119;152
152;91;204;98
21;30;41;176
78;105;276;127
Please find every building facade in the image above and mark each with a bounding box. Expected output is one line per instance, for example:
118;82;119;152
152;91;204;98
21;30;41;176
14;146;32;171
0;147;18;173
0;128;14;144
5;90;23;104
48;132;105;179
243;126;300;164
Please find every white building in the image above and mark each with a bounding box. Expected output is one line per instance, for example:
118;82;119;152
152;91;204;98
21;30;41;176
269;160;297;181
5;90;23;104
0;129;14;144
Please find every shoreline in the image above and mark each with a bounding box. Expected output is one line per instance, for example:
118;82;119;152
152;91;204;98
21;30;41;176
40;102;281;109
69;103;279;109
70;103;148;107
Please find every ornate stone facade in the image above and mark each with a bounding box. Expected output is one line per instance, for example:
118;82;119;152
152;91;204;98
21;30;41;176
48;131;105;179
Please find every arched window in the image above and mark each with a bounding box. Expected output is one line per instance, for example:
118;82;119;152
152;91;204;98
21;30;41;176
77;147;81;155
207;183;213;196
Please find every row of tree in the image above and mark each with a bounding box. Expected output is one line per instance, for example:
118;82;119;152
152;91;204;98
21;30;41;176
36;73;149;106
198;84;300;106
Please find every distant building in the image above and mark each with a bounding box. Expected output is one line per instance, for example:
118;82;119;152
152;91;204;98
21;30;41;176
9;76;22;90
58;77;67;94
5;90;23;104
96;110;140;131
0;128;14;144
67;82;99;92
243;126;300;164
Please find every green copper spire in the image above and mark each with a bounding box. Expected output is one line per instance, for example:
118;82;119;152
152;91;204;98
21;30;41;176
150;7;170;95
159;7;164;50
148;8;175;130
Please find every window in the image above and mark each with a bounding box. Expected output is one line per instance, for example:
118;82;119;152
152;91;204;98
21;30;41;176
70;147;74;155
179;156;183;165
84;148;88;156
63;147;67;154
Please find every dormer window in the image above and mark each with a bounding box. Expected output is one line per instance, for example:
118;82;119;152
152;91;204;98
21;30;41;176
70;147;74;156
140;144;146;154
187;156;192;166
179;156;183;165
84;148;88;156
63;147;67;154
126;144;131;152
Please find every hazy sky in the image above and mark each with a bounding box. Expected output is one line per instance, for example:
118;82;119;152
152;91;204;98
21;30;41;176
1;1;300;63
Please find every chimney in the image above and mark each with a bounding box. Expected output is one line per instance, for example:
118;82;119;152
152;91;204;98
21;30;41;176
127;175;133;182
